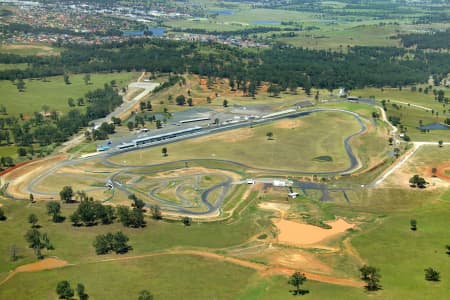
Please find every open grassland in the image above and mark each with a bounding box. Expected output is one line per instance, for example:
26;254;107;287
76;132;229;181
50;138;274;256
0;63;28;71
280;24;400;49
0;198;270;274
352;204;450;299
0;254;257;300
110;111;361;173
0;44;61;56
0;72;138;116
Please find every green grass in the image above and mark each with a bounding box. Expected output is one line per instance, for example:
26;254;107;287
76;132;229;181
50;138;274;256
110;111;361;172
0;254;257;300
0;72;138;116
352;204;450;299
0;63;28;71
0;44;61;56
0;199;269;273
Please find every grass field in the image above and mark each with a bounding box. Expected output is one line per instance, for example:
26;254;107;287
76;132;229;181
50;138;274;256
110;111;362;173
0;254;257;300
0;72;139;117
0;44;61;56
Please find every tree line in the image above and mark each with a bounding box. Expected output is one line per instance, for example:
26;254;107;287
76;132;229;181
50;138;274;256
0;38;449;91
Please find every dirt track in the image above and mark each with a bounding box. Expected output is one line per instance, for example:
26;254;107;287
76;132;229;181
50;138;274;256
0;258;70;286
93;250;363;287
0;250;363;288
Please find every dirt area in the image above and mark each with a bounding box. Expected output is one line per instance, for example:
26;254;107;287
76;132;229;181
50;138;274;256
93;249;363;287
0;258;70;286
2;44;53;51
433;162;450;183
275;119;304;129
2;155;67;200
189;127;254;144
156;167;241;181
275;218;355;247
266;247;333;274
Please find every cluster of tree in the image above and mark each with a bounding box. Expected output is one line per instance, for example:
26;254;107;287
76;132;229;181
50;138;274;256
0;84;122;169
360;265;382;291
56;281;88;300
172;26;302;37
288;271;308;296
409;174;427;188
46;201;64;223
1;39;450;91
93;231;131;255
24;228;53;259
0;207;6;221
70;196;115;226
152;75;185;93
2;22;122;38
399;29;450;50
116;205;145;228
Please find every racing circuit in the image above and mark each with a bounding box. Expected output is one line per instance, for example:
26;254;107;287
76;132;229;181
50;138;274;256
5;108;371;216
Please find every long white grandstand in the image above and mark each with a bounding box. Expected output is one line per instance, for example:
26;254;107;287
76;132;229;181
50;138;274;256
117;126;203;150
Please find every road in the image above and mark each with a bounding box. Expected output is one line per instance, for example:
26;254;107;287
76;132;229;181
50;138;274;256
373;141;450;187
92;79;159;129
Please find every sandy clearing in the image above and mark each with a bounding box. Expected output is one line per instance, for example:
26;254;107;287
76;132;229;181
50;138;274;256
275;218;355;246
267;248;333;275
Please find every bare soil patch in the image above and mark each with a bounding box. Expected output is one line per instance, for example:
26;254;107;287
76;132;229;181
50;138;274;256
156;167;240;181
274;119;304;129
275;218;355;246
189;127;254;144
434;162;450;183
0;257;70;286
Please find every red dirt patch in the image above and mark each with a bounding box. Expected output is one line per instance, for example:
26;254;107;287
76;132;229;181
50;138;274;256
433;162;450;182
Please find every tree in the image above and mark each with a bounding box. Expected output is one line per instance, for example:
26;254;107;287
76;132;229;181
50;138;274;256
187;98;193;106
359;265;381;291
60;186;74;203
182;216;192;226
410;219;417;231
266;132;273;140
445;245;450;256
29;193;35;203
175;95;186;106
388;137;393;145
46;201;61;222
10;244;18;261
138;290;154;300
409;175;427;188
150;204;162;220
56;280;74;299
28;213;39;228
16;78;26;92
223;99;228;107
94;232;130;255
288;271;308;295
438;140;443;147
424;267;440;281
155;119;162;129
83;74;91;85
431;167;437;177
161;147;168;157
0;207;6;221
77;283;88;300
127;121;134;131
63;73;71;85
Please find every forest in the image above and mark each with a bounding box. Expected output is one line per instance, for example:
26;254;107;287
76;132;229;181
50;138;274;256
1;39;449;91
